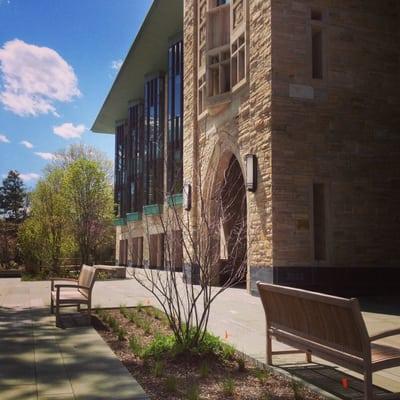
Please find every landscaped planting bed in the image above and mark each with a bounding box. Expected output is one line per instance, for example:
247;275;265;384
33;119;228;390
93;306;325;400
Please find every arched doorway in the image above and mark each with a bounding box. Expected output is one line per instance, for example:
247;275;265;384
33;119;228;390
212;154;247;286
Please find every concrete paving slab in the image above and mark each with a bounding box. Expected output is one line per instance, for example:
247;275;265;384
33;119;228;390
0;278;149;400
0;384;37;400
2;274;400;399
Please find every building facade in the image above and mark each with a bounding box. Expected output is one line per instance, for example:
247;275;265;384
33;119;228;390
92;0;400;296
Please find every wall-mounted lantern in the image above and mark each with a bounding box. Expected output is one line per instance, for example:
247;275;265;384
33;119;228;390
183;183;192;211
245;154;257;192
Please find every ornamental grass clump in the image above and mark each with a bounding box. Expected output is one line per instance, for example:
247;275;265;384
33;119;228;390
221;377;235;396
129;336;143;357
165;375;178;394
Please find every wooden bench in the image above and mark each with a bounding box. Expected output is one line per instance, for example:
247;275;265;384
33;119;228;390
50;265;97;325
257;282;400;400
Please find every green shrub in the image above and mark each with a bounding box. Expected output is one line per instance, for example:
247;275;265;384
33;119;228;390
144;307;154;318
254;369;270;383
137;302;144;312
165;375;178;393
142;333;176;359
221;377;235;396
141;328;236;361
139;318;151;335
186;383;200;400
237;354;246;372
118;327;127;341
199;361;210;378
119;305;129;318
129;336;143;357
108;317;118;332
152;360;164;377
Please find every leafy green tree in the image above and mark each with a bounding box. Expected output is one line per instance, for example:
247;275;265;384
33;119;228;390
19;169;69;273
0;170;27;222
0;171;27;268
63;159;114;265
48;143;113;183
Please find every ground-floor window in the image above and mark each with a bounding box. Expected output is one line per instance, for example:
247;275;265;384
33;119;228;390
170;230;183;271
131;237;143;267
149;233;164;269
119;239;128;266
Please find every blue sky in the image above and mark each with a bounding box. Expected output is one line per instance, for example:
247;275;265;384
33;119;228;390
0;0;152;186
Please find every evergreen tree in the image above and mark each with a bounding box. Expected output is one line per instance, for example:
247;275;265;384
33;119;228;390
0;170;27;222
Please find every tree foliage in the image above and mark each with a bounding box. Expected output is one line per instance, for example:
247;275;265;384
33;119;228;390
48;143;113;183
0;170;27;222
63;158;114;265
0;171;27;269
19;146;115;272
19;169;68;273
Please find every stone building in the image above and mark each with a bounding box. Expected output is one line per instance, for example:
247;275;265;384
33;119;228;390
92;0;400;296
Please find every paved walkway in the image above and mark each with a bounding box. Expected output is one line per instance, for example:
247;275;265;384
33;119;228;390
1;273;400;399
0;279;148;400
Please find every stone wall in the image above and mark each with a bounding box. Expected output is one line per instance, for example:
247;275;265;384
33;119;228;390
270;0;400;272
183;0;274;293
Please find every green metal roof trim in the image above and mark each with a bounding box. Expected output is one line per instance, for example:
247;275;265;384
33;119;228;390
91;0;183;134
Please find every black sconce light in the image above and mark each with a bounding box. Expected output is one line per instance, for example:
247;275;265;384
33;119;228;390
183;183;192;211
245;154;257;192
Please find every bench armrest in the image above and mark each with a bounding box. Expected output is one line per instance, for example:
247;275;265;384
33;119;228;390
55;284;89;290
51;278;77;290
370;328;400;341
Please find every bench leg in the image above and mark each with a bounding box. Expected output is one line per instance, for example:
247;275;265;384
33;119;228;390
266;332;273;365
306;351;312;363
50;297;54;314
87;301;91;323
364;369;373;400
77;304;80;312
56;300;60;327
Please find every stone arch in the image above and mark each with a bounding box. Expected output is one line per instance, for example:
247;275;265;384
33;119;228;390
203;143;247;287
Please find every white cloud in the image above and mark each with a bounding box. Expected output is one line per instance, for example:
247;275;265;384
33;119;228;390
0;39;81;117
111;59;123;71
20;140;33;149
53;122;85;139
34;152;56;160
0;133;10;143
20;172;40;182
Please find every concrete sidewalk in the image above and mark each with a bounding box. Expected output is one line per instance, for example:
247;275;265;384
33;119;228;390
1;274;400;399
0;281;148;400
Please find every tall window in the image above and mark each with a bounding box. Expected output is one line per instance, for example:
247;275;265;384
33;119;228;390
144;74;165;205
313;183;326;261
129;103;144;212
167;40;184;193
115;123;127;216
311;10;323;80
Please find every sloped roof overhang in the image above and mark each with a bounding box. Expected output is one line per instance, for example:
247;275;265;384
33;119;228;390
91;0;183;134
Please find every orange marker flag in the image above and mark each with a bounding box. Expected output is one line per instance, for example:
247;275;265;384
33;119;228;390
341;378;349;389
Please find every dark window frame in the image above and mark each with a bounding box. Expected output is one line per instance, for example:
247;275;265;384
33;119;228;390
128;103;144;212
167;39;184;194
144;74;165;205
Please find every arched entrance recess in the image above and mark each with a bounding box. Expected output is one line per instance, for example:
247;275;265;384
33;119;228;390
210;153;247;286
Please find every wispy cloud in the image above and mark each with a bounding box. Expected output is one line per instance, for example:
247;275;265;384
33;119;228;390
53;122;85;139
34;152;56;160
20;140;33;149
0;133;10;143
20;172;40;182
111;59;123;71
0;39;81;117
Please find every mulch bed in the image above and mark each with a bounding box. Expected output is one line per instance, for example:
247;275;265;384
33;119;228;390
93;306;326;400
